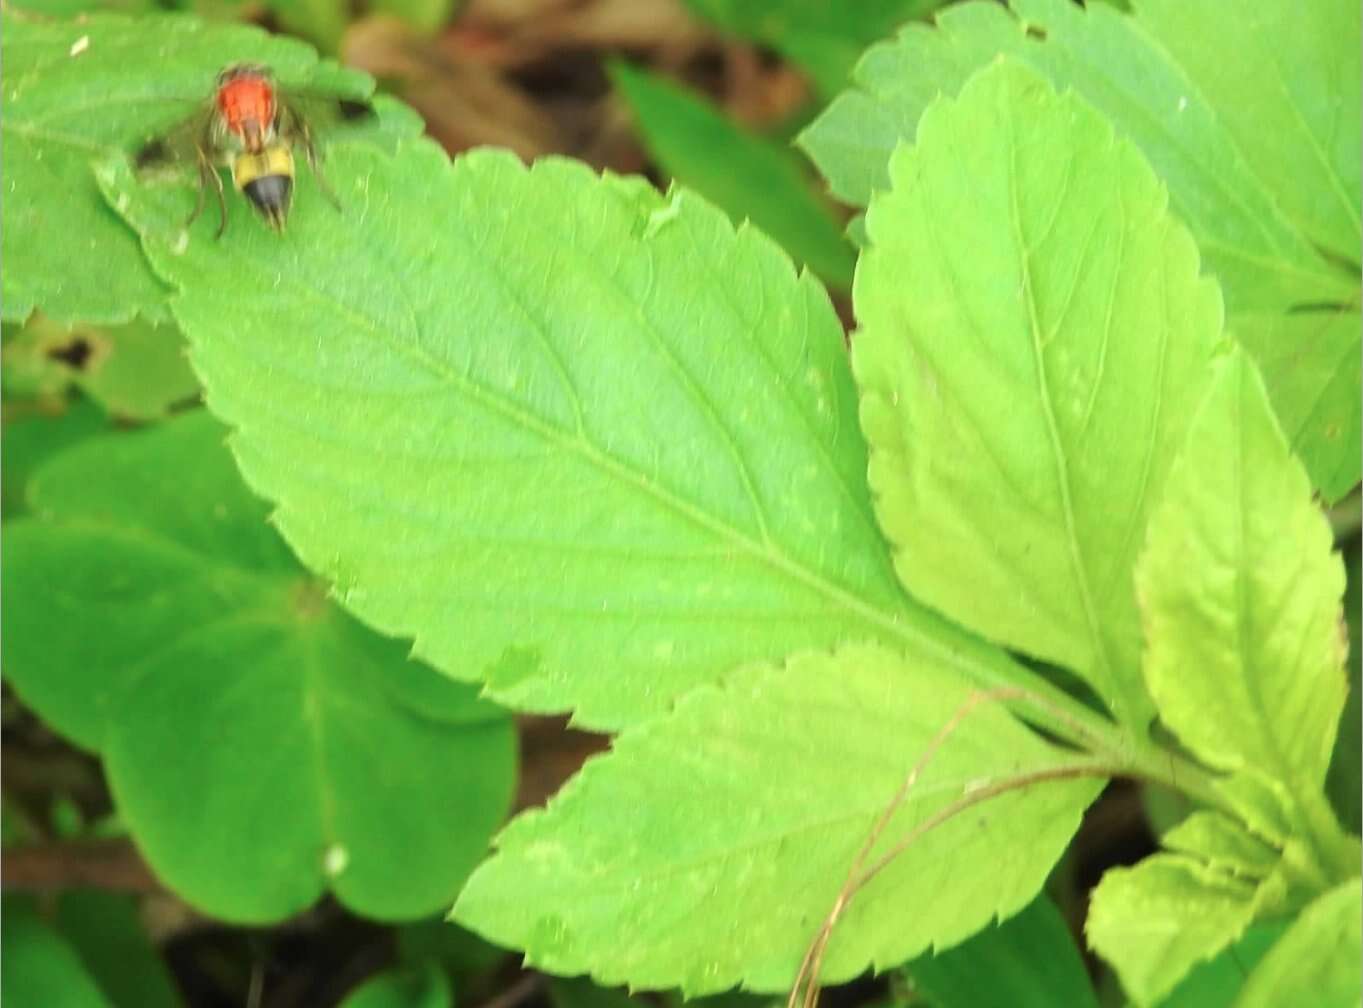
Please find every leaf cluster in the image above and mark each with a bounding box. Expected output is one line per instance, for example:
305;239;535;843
2;2;1359;1007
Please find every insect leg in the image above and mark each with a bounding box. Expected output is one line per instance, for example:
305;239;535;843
287;111;342;212
204;153;229;239
185;155;209;229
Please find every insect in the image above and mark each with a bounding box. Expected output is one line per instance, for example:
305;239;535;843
135;62;374;237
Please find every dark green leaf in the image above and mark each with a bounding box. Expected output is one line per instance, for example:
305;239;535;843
902;894;1099;1008
2;412;515;922
610;61;854;291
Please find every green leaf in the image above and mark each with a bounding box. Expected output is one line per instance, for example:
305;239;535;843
1134;0;1360;268
1154;921;1286;1008
71;317;199;420
1;395;108;519
1136;348;1347;821
454;643;1103;993
1231;307;1360;503
98;140;1065;733
609;61;854;291
902;894;1099;1008
682;0;948;97
797;0;1361;502
1;897;115;1008
853;60;1222;730
1;412;515;922
1234;880;1362;1008
1326;540;1362;831
1;10;420;325
54;891;183;1008
1160;812;1279;881
5;314;198;421
1086;855;1256;1006
339;963;453;1008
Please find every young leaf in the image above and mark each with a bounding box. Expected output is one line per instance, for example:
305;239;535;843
853;60;1222;730
1;897;115;1008
682;0;948;97
902;894;1099;1008
798;0;1361;502
1160;812;1279;881
1086;855;1256;1006
609;61;855;291
454;643;1104;994
0;10;419;325
1234;880;1362;1008
1;412;515;922
96;141;1072;734
1136;348;1348;831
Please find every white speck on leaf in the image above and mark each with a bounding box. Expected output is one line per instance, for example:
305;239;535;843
69;35;90;56
1176;96;1188;113
324;844;349;877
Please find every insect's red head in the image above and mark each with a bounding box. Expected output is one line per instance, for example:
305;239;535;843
215;63;277;152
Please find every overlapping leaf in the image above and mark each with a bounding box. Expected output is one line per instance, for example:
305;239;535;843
799;0;1361;501
1235;880;1362;1008
1;10;420;325
1137;349;1349;836
1086;856;1257;1006
2;413;515;922
454;644;1103;993
97;140;1076;733
853;61;1222;730
902;895;1099;1008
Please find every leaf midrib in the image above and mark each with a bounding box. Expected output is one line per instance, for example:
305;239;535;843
202;216;1042;702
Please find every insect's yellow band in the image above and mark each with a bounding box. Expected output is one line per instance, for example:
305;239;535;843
233;146;294;190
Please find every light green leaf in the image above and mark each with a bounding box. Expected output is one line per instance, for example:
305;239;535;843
683;0;948;97
1;9;419;325
902;894;1099;1008
54;891;183;1008
1087;855;1256;1006
1161;812;1279;881
339;963;453;1008
1;897;115;1008
1;412;515;922
609;61;854;291
1326;540;1361;832
454;643;1103;994
97;139;1070;733
1134;0;1360;267
1136;348;1347;813
797;0;1361;502
853;60;1222;729
1236;880;1362;1008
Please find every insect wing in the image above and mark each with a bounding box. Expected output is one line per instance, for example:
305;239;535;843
134;103;216;174
276;88;376;146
